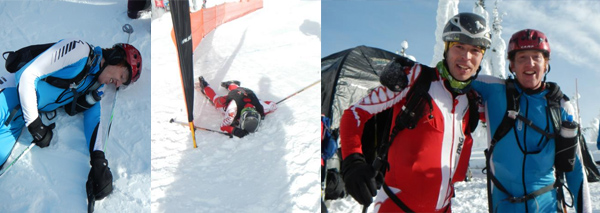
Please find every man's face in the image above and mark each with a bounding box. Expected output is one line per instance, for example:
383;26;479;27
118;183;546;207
445;42;484;81
98;64;129;88
510;50;547;90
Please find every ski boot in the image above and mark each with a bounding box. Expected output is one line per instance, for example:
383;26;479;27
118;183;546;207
198;76;209;95
198;76;215;105
221;80;240;89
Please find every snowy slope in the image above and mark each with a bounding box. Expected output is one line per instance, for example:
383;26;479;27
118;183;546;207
151;0;321;212
0;1;151;212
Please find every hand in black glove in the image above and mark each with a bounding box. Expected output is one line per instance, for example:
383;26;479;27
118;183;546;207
342;153;377;206
86;151;113;201
232;127;249;138
380;57;413;92
28;117;55;148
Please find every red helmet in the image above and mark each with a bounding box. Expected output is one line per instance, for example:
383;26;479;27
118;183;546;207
507;29;550;60
113;43;142;85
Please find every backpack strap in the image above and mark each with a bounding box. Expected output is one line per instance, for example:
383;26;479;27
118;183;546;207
466;90;481;133
382;183;415;212
370;65;436;211
44;44;97;89
490;79;520;145
389;65;435;138
544;82;564;134
485;78;519;213
372;65;435;174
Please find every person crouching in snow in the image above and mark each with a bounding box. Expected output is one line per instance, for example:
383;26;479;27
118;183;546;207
0;38;142;202
197;76;277;138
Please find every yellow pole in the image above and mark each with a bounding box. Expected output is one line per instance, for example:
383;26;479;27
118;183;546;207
189;121;197;148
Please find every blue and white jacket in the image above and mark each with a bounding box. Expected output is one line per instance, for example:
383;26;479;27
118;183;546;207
15;38;108;151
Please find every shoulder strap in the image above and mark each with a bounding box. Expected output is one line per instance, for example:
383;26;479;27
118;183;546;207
490;79;520;145
389;65;434;139
44;44;96;89
466;90;481;133
544;82;564;133
372;65;434;173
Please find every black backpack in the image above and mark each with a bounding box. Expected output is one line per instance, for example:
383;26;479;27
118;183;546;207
2;42;96;89
3;43;55;73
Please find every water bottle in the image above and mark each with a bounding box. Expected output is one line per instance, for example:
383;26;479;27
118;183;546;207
555;115;578;172
85;90;102;106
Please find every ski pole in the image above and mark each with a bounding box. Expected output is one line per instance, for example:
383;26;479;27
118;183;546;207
169;118;230;136
0;143;35;178
103;89;119;152
276;80;320;104
122;24;134;44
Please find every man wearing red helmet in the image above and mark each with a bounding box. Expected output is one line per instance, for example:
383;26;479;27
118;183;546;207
471;29;591;212
0;38;142;202
197;76;277;138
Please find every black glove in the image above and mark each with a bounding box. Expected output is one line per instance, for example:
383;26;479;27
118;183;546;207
380;57;413;92
86;151;113;200
232;127;249;138
342;153;377;206
28;117;55;148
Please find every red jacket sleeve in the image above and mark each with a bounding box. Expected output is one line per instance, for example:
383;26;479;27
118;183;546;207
339;64;424;160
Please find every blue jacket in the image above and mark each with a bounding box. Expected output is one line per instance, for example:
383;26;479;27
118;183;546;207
472;75;591;212
0;38;109;167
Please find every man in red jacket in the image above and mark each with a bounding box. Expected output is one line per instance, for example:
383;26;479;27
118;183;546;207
339;13;490;212
197;76;277;138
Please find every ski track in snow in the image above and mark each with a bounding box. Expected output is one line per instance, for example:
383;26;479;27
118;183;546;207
151;0;321;212
0;1;151;212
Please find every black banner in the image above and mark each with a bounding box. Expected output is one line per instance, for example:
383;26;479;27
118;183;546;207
170;0;194;123
170;0;197;148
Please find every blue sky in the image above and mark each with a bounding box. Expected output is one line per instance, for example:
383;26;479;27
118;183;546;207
322;0;600;128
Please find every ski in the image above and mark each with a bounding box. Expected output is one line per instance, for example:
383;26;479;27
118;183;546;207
276;80;320;104
0;143;35;178
169;118;231;136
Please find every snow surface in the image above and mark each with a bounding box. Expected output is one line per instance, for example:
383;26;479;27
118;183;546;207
151;0;321;212
0;1;151;212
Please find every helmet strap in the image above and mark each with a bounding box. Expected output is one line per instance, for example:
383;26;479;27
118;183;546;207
542;64;551;83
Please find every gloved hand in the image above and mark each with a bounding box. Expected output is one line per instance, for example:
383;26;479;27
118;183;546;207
28;117;55;148
86;151;113;200
232;127;249;138
380;56;413;92
342;153;378;206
